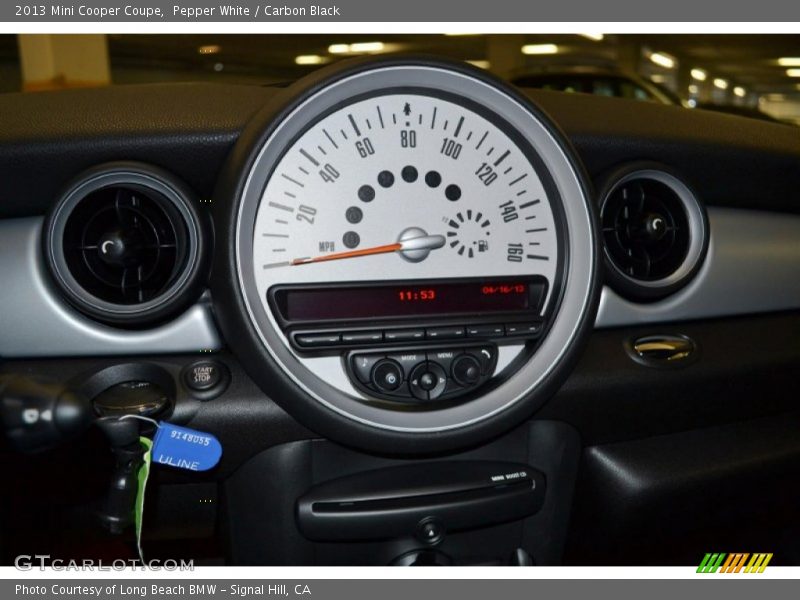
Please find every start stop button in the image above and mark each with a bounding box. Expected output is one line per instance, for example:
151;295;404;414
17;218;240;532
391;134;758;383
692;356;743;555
182;360;230;400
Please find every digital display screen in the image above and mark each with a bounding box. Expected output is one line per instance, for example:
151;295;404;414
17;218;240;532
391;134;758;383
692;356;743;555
275;279;544;322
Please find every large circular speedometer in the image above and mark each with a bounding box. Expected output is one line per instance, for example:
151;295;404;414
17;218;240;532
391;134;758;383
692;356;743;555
253;91;560;289
214;57;600;453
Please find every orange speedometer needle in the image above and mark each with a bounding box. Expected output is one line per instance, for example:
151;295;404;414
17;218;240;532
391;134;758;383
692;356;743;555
262;230;445;269
291;242;403;265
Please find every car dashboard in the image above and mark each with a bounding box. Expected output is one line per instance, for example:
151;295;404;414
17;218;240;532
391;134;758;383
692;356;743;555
1;56;799;567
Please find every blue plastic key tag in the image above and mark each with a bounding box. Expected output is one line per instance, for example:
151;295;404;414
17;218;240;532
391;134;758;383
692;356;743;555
151;422;222;472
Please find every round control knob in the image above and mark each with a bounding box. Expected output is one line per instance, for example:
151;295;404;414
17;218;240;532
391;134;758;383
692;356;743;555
452;355;481;387
372;359;404;392
408;362;447;401
418;371;437;391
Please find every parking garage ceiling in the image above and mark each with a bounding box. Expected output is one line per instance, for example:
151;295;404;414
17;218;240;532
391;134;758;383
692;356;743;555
1;34;799;97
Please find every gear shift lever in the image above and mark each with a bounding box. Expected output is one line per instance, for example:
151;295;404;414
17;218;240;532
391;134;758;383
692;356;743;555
1;375;159;534
95;416;149;534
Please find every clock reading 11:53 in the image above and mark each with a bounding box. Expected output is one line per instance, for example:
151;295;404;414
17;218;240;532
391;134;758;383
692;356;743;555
398;289;437;302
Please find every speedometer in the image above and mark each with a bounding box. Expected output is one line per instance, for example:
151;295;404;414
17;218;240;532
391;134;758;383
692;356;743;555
253;92;560;292
216;57;599;453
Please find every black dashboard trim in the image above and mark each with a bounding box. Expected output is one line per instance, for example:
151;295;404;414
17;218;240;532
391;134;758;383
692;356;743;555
209;55;601;454
2;83;800;220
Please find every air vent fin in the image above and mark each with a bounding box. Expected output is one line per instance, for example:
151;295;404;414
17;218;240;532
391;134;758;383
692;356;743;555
602;178;689;281
600;168;708;301
63;185;183;305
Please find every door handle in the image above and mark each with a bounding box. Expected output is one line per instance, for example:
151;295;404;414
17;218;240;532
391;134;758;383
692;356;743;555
627;334;697;367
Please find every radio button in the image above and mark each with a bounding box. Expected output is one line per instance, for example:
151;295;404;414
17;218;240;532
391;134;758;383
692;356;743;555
342;330;383;344
452;355;482;386
385;328;425;343
425;363;448;400
295;332;341;347
505;322;542;337
372;359;404;392
351;354;384;384
408;363;431;401
466;324;505;338
418;371;437;391
426;326;466;341
408;362;447;401
468;346;497;375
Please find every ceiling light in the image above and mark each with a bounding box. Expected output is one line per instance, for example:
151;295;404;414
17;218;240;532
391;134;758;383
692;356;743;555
688;84;699;94
713;78;728;89
777;57;800;66
466;60;490;69
786;68;800;77
198;45;221;55
690;68;707;81
521;44;559;55
295;55;328;66
350;42;384;53
733;86;746;98
328;42;385;55
650;74;667;84
648;51;676;69
579;33;604;41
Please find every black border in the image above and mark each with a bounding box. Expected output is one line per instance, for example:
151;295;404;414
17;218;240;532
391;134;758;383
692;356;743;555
211;55;601;455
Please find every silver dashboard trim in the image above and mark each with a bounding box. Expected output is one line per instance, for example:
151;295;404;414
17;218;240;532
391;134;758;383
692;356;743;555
596;207;800;328
1;206;795;358
0;217;222;358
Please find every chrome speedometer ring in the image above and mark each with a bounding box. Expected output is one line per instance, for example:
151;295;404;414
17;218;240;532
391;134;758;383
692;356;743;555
214;57;600;453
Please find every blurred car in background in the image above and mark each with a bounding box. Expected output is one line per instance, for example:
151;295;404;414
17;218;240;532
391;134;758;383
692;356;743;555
511;67;681;105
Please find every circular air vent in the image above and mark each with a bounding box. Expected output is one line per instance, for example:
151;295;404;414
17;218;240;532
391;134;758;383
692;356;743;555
45;163;207;326
599;166;708;301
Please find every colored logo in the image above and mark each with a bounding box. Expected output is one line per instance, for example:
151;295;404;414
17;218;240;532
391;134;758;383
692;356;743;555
697;553;773;573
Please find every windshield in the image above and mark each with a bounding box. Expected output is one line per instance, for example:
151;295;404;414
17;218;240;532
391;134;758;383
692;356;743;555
0;34;797;124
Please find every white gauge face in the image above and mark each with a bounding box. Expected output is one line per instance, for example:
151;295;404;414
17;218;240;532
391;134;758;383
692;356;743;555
252;93;561;303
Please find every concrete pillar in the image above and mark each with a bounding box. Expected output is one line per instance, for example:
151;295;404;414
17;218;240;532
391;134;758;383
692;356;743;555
17;34;110;92
615;39;641;75
676;62;693;103
487;35;526;80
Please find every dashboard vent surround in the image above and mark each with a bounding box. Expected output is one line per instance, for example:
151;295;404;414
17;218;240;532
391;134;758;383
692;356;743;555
45;163;207;326
599;167;708;301
62;186;183;305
